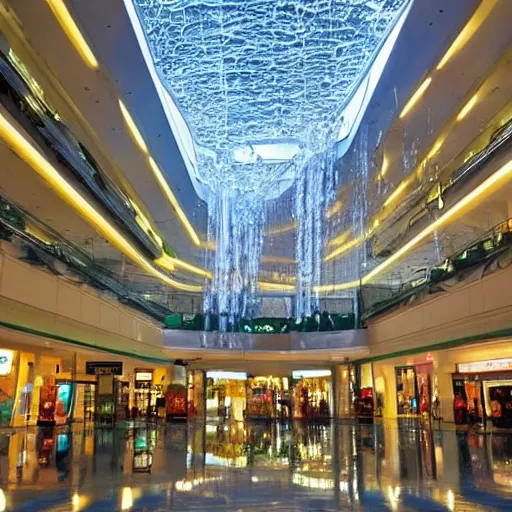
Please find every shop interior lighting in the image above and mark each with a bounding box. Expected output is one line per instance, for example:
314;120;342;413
399;77;432;119
119;100;148;155
436;0;497;71
0;109;202;292
456;93;479;121
148;157;201;246
45;0;98;70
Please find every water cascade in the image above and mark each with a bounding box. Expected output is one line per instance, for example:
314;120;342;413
129;0;412;323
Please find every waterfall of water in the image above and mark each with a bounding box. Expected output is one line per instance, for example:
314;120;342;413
294;146;336;318
204;188;265;327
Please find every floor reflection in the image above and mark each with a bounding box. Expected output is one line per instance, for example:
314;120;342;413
0;420;511;510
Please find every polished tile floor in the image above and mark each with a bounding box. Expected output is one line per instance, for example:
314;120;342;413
1;420;512;511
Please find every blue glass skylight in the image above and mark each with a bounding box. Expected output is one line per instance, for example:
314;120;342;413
125;0;411;197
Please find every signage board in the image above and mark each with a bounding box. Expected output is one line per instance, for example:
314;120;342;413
166;389;187;417
135;371;153;382
457;358;512;374
0;350;14;376
292;369;332;379
86;362;123;376
206;371;247;381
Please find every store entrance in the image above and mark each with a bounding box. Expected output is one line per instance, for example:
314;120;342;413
291;370;332;419
246;376;290;419
396;365;433;417
206;371;247;421
453;372;512;428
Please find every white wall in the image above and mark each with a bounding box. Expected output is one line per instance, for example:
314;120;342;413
0;248;163;352
367;265;512;357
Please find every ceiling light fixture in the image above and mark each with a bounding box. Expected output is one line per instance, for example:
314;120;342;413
0;109;202;293
436;0;497;71
45;0;98;70
313;280;360;294
148;157;201;246
266;221;297;236
399;77;432;119
318;158;512;293
119;100;148;154
456;93;479;121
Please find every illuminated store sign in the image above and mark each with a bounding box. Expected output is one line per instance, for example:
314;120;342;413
292;370;332;379
457;358;512;374
0;350;14;375
135;371;153;381
206;371;247;381
86;362;123;376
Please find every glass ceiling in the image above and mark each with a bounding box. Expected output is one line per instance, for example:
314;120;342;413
126;0;411;197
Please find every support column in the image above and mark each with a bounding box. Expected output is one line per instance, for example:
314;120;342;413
333;364;351;418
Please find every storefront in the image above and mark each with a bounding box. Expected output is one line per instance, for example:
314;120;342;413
0;349;17;426
395;360;434;417
187;370;205;419
206;371;247;421
453;357;512;428
291;370;332;419
246;376;289;419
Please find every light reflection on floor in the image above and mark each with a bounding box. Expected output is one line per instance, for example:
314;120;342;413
1;420;512;511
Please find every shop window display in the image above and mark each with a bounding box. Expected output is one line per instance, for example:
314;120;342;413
206;372;247;421
396;367;418;415
246;376;288;419
485;383;512;428
0;350;15;426
292;370;332;419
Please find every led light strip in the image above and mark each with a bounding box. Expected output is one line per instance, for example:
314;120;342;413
0;109;202;293
45;0;98;70
147;157;201;246
362;158;512;284
156;253;211;279
436;0;497;71
118;102;201;247
317;158;512;294
45;1;201;250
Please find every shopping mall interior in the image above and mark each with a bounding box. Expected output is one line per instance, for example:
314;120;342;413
0;0;510;510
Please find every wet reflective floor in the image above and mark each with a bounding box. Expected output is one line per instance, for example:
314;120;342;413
2;420;512;511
